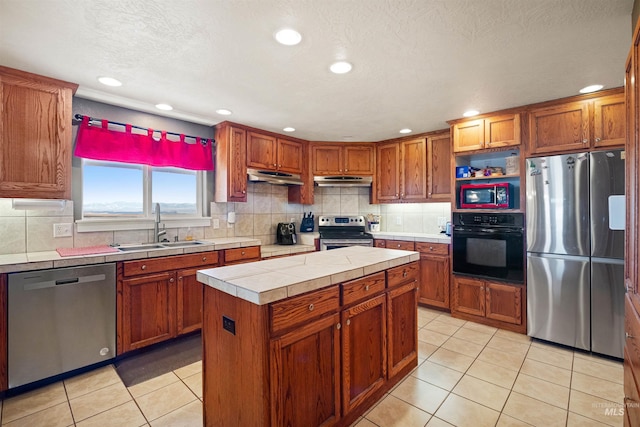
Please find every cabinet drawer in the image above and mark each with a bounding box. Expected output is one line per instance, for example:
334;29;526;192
270;285;340;334
415;242;448;256
374;239;387;248
224;246;260;264
387;262;419;288
342;272;386;306
386;240;415;251
123;251;219;277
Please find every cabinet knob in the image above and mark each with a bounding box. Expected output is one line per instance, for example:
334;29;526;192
242;190;246;194
403;271;408;277
365;285;370;291
202;256;207;262
241;251;245;255
336;323;341;330
626;332;634;339
595;137;601;142
308;303;315;312
273;163;277;167
141;265;146;270
480;286;484;291
429;246;434;251
346;319;351;326
169;278;175;283
178;276;183;281
344;169;348;172
397;244;401;248
278;164;281;168
582;139;588;144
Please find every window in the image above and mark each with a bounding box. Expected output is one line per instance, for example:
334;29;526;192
81;159;204;219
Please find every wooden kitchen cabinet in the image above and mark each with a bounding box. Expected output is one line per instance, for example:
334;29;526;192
223;246;261;265
386;262;418;379
375;141;401;202
385;240;415;251
117;251;220;354
0;66;78;200
247;131;303;174
452;114;521;153
527;90;624;155
451;275;525;333
375;138;427;202
215;123;248;202
416;242;450;310
1;273;6;392
426;131;452;200
311;143;375;175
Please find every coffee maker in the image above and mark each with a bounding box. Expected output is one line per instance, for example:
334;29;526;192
276;222;297;245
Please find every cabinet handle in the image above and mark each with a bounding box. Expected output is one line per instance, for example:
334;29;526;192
273;163;277;167
278;164;281;168
241;251;245;255
169;278;175;283
336;323;341;330
403;271;408;277
626;332;634;339
308;303;315;311
178;276;183;281
141;265;146;270
346;319;351;326
429;246;434;251
582;139;588;144
345;168;348;172
595;137;601;142
397;244;401;248
202;256;207;262
365;285;370;291
242;190;246;194
480;286;484;291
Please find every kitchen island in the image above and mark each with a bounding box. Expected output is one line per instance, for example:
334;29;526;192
197;246;420;427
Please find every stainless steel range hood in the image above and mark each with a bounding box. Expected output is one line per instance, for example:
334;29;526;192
314;175;373;187
247;168;304;185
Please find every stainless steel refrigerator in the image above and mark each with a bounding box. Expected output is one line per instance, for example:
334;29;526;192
526;149;625;358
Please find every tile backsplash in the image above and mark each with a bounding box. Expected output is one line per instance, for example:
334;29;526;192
0;184;451;255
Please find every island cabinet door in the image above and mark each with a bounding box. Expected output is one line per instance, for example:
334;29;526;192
270;312;341;427
120;272;177;352
341;294;387;416
387;281;418;379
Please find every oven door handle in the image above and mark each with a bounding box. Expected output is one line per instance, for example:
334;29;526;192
454;228;523;235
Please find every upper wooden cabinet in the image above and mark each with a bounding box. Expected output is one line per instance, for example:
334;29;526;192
452;114;521;153
246;131;303;174
0;66;78;199
375;138;428;203
528;91;625;155
311;143;374;175
427;131;452;200
215;123;247;202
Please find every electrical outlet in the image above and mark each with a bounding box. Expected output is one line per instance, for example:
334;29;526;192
213;219;220;229
53;223;72;237
222;316;236;335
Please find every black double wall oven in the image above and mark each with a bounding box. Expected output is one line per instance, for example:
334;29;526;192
452;212;525;283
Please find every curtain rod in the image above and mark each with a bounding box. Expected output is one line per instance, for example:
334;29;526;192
73;114;214;145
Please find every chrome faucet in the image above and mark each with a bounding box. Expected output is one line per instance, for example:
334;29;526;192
153;203;166;243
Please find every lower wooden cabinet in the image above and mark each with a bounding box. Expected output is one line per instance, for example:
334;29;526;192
387;280;418;378
117;251;220;354
451;275;525;334
0;273;7;392
416;242;450;309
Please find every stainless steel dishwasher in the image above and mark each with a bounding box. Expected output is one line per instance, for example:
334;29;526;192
8;263;116;388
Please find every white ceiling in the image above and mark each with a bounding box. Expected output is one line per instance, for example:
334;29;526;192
0;0;634;141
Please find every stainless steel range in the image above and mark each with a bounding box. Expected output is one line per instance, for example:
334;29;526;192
318;215;374;250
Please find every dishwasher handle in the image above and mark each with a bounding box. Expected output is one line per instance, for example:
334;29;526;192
22;274;107;291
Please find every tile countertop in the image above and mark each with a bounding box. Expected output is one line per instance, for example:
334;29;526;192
370;231;451;244
0;237;261;274
260;244;316;258
197;246;420;306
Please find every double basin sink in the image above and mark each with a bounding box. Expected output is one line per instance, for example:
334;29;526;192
116;241;205;252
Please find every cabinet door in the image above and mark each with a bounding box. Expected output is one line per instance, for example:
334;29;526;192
485;282;522;325
528;101;590;154
453;119;484;152
277;138;303;174
0;273;6;392
270;313;341;427
400;138;428;201
228;126;248;201
387;281;418;378
312;144;343;175
246;131;277;170
0;68;76;199
120;272;177;352
452;276;485;317
376;142;401;201
418;254;450;309
427;132;452;200
594;93;625;147
484;114;521;149
344;145;374;175
177;266;215;335
342;294;387;415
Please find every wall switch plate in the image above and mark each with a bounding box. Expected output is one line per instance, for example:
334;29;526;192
213;219;220;229
222;316;236;335
53;223;72;237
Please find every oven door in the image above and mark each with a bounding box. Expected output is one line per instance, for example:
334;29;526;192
320;239;374;250
452;226;524;283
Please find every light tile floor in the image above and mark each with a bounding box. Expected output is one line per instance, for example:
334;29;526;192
0;307;624;427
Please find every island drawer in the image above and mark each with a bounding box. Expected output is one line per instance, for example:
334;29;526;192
387;240;415;251
270;285;340;334
122;251;220;277
341;271;386;306
223;246;260;264
415;242;448;255
387;261;419;288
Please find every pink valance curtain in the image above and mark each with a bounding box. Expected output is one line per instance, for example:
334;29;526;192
74;116;214;170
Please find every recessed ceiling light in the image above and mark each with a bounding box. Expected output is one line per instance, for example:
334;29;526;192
399;128;412;134
216;109;233;115
97;76;122;87
579;84;604;94
463;110;480;117
155;103;173;111
283;127;295;132
275;29;302;46
330;61;353;74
